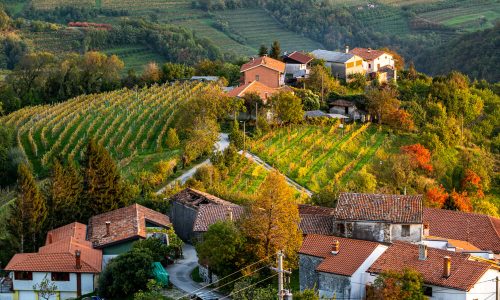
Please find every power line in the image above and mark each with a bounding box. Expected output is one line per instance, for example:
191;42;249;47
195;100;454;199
219;273;278;300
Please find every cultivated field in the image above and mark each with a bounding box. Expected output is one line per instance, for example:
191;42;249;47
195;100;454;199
250;123;387;192
0;82;210;174
103;46;166;72
22;28;83;54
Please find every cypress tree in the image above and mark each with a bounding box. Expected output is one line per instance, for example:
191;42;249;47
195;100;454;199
269;40;281;60
9;163;47;252
81;138;126;219
258;44;268;57
47;158;83;227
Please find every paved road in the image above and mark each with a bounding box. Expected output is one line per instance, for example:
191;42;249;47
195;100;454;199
240;151;313;197
156;133;229;194
165;243;225;299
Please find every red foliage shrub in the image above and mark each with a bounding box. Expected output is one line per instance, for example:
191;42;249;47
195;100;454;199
401;143;433;172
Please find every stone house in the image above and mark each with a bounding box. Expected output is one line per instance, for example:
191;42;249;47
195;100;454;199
169;188;238;243
299;234;388;300
4;223;102;300
329;99;368;121
423;207;500;255
87;203;171;267
367;241;500;300
240;56;285;88
332;193;424;243
311;49;365;80
283;51;313;79
349;47;396;82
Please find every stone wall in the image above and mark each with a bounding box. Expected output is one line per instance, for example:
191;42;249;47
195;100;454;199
318;272;351;299
299;254;323;291
391;224;422;243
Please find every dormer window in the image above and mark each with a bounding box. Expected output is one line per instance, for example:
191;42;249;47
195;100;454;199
255;75;260;81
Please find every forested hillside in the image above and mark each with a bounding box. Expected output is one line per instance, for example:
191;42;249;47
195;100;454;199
417;24;500;82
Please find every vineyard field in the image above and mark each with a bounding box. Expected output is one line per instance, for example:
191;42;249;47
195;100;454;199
0;82;211;176
103;46;166;73
250;123;387;193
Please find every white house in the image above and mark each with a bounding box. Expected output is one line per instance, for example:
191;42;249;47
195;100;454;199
282;51;313;79
311;49;365;79
4;223;102;300
367;242;500;300
349;47;396;82
299;234;388;300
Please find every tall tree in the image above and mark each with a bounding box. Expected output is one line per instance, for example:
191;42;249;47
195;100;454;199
368;268;426;300
9;163;47;252
269;91;304;124
239;171;302;267
258;44;268;57
269;41;281;59
81;138;127;219
47;159;83;227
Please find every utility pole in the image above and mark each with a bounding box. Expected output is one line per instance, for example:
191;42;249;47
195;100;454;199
496;276;499;300
271;251;292;300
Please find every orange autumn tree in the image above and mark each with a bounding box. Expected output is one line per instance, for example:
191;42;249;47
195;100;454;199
461;169;484;198
446;190;472;212
401;144;433;172
425;185;448;208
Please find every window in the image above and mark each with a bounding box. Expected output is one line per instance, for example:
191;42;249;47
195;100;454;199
255;75;260;81
336;223;345;236
368;63;371;68
14;271;32;280
423;286;432;297
346;62;354;69
51;272;70;281
356;60;362;66
401;225;410;237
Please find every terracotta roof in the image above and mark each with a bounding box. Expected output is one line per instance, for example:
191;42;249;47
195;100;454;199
331;99;355;107
300;215;333;235
46;222;87;244
285;51;313;64
299;234;381;276
423;208;500;253
349;48;388;61
368;242;491;291
193;204;245;232
240;56;285;73
171;188;236;208
298;204;335;215
227;81;277;99
6;223;102;273
87;203;171;248
334;193;423;223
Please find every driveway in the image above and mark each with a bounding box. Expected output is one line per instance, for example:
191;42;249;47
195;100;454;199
166;243;225;299
156;133;229;194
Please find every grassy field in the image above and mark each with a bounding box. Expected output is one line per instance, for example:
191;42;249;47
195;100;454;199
0;82;210;176
418;1;500;31
103;45;166;73
216;8;323;52
353;5;411;35
250;123;387;193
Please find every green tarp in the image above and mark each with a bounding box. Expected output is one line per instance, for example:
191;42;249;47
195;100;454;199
152;262;169;286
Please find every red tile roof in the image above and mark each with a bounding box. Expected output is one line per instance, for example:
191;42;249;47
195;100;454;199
240;56;285;73
334;193;423;223
87;203;171;248
300;215;333;235
299;234;381;276
285;51;313;64
368;242;491;291
192;204;245;232
423;208;500;253
349;48;388;61
298;204;335;215
45;222;87;244
226;81;278;100
171;188;236;208
6;223;102;273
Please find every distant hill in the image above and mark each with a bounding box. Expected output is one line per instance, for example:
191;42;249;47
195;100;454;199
416;24;500;82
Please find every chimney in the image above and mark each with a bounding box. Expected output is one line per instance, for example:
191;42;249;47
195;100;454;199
423;223;430;236
47;233;53;244
443;256;451;278
226;207;233;222
75;250;81;269
105;221;111;236
331;240;340;255
345;45;349;53
368;48;372;53
418;244;428;260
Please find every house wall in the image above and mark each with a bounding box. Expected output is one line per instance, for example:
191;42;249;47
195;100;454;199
350;244;389;300
391;224;422;243
330;62;346;79
11;272;95;300
285;63;306;74
345;57;365;78
318;272;351;299
102;239;136;255
298;254;322;291
169;201;198;242
365;54;394;73
243;66;283;88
